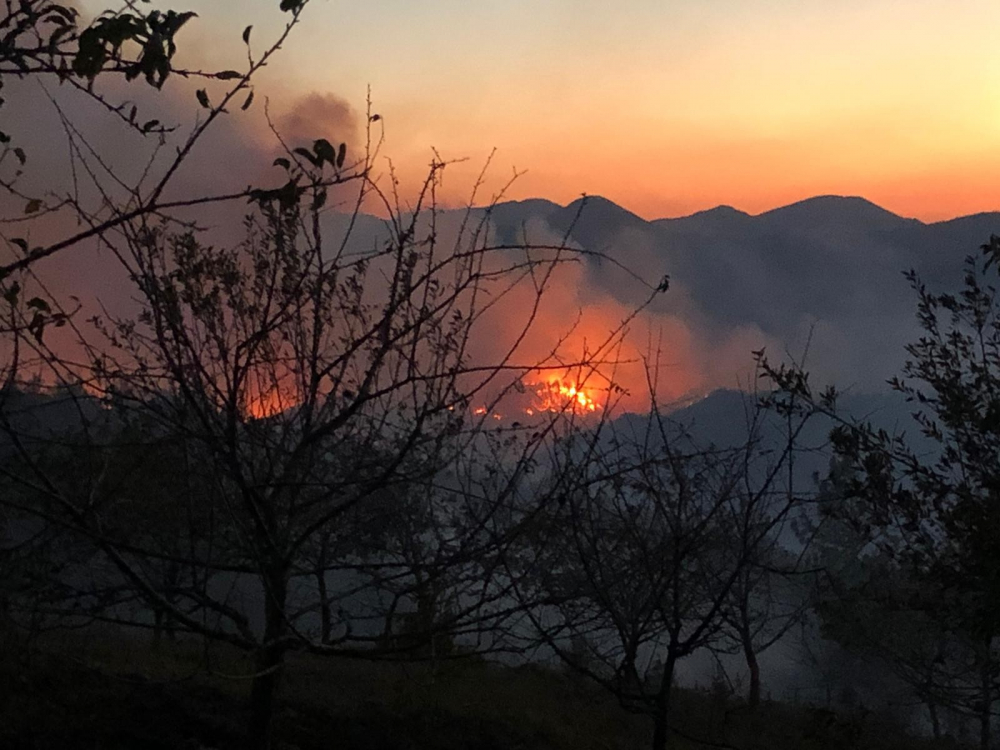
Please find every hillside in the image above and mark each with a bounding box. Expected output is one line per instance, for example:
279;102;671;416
0;626;961;750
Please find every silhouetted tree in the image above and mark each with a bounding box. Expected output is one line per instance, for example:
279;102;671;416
0;147;649;748
514;379;816;750
801;458;991;743
762;237;1000;750
714;536;808;709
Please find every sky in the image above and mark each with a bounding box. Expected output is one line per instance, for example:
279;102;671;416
12;0;997;411
164;0;1000;222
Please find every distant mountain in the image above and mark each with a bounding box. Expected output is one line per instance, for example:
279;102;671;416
318;193;1000;393
755;195;915;233
613;386;917;480
484;195;1000;390
547;196;650;248
670;387;913;437
654;204;752;236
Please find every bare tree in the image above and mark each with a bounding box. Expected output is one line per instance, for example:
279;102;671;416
714;401;818;711
511;367;816;750
714;538;810;709
0;128;657;747
0;3;674;747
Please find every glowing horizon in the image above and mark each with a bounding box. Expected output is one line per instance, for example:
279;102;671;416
156;0;1000;224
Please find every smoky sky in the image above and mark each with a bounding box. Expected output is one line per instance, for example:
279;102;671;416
4;62;999;407
0;67;360;286
481;194;1000;400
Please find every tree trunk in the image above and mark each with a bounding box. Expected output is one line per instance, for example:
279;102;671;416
316;536;331;643
741;628;761;709
651;653;677;750
926;700;940;741
248;570;288;750
980;653;992;750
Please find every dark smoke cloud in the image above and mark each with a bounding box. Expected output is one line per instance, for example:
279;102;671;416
276;92;358;154
0;73;362;361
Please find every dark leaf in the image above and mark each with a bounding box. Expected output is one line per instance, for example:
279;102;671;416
173;11;198;31
336;142;347;169
24;199;42;215
241;90;255;111
2;282;20;305
196;89;210;109
215;70;242;80
48;23;73;48
48;5;79;22
293;147;320;167
273;157;291;170
29;312;45;343
242;25;252;44
313;138;336;167
12;148;26;165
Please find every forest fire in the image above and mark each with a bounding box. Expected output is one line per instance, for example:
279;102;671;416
472;378;604;422
529;378;601;414
243;386;296;420
241;376;604;424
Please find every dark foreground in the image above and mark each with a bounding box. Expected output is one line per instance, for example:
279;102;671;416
0;628;968;750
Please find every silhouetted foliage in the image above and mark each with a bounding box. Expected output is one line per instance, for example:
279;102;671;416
762;236;1000;750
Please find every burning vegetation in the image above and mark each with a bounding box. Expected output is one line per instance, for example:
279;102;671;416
473;377;604;421
530;378;601;413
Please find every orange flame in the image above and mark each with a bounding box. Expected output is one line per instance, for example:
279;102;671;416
243;384;297;420
529;378;601;414
469;378;602;422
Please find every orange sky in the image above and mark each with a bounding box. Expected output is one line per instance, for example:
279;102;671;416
153;0;1000;220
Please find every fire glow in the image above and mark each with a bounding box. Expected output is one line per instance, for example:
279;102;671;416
243;384;297;420
531;378;600;414
242;377;604;423
473;378;603;422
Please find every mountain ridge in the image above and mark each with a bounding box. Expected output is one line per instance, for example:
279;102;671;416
491;193;1000;228
479;191;1000;394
